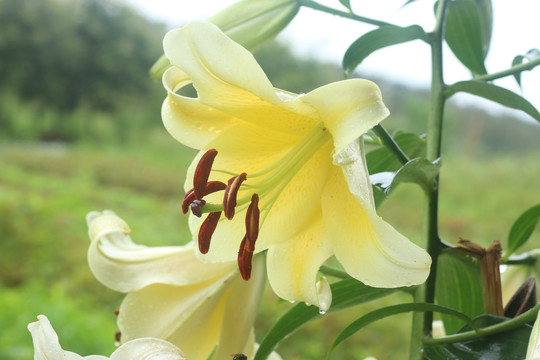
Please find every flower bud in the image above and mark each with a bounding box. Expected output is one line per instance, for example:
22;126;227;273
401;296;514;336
208;0;299;51
150;0;299;80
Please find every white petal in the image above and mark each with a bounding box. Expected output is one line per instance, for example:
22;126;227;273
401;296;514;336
110;338;186;360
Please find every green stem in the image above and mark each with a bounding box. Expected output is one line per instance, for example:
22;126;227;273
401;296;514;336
319;265;349;279
295;0;395;27
474;56;540;82
423;302;540;346
373;124;410;165
409;1;449;359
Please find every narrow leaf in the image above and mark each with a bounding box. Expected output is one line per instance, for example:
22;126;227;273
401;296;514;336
445;0;487;74
435;249;484;334
506;204;540;257
253;279;396;360
512;48;540;88
338;0;353;13
329;303;476;356
445;81;540;122
343;25;428;75
512;55;525;87
423;315;533;360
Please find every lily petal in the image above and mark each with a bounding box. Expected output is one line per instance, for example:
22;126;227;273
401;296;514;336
213;255;266;359
118;280;230;360
163;21;317;135
162;67;236;149
301;80;390;158
322;163;431;287
28;315;185;360
266;209;333;310
87;210;235;292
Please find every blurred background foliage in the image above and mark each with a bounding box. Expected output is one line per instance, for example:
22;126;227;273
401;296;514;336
0;0;538;359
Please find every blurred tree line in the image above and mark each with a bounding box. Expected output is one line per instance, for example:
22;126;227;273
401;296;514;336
0;0;538;155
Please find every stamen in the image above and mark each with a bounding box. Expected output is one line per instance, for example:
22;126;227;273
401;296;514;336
223;173;247;220
237;235;254;281
198;211;221;254
190;199;206;218
193;149;218;199
115;330;121;345
182;181;227;214
245;194;260;243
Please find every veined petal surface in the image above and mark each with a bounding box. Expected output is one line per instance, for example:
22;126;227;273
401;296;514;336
322;165;431;287
267;209;333;310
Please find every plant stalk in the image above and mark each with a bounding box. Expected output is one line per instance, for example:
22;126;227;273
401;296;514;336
409;1;449;359
295;0;395;27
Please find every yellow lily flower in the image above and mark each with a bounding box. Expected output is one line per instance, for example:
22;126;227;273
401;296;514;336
86;210;276;360
28;314;186;360
162;21;431;310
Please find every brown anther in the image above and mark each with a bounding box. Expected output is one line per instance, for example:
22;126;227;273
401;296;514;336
115;330;121;343
245;194;260;243
198;211;221;254
237;235;254;281
190;199;206;218
182;181;227;214
114;309;120;316
193;149;218;200
223;173;247;220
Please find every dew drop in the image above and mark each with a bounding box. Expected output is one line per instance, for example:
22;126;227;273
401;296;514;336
289;300;296;304
319;309;327;315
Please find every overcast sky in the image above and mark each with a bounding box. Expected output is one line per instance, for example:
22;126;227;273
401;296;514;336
123;0;539;117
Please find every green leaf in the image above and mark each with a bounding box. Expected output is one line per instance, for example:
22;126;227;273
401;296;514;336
371;157;439;196
342;25;428;75
366;132;426;174
511;49;540;88
474;0;493;57
366;132;427;207
445;81;540;122
423;315;532;360
445;0;488;74
506;204;540;257
435;250;484;334
338;0;353;13
328;303;476;356
512;55;525;87
253;279;397;360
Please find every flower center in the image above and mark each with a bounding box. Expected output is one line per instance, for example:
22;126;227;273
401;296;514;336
182;122;331;280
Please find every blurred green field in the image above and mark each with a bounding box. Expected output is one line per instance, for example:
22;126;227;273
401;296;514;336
1;133;538;359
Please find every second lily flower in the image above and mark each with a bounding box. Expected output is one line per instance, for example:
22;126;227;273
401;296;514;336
162;21;431;310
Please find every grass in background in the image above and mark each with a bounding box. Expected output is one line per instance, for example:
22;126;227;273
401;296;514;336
1;137;538;359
